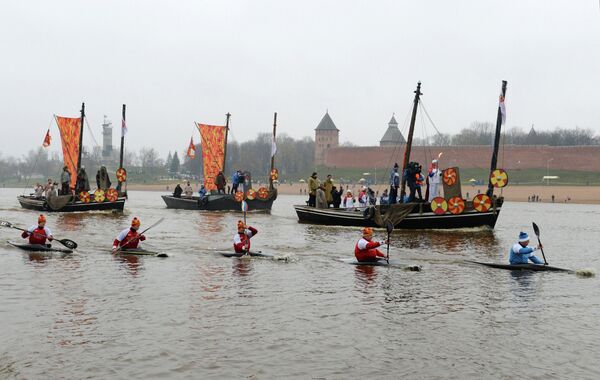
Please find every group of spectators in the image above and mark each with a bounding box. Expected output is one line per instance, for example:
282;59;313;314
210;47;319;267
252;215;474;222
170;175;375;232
172;170;254;199
32;165;116;200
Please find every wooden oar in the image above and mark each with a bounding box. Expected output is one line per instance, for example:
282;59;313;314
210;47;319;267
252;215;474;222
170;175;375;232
0;220;78;249
532;222;548;265
385;220;394;264
114;217;164;254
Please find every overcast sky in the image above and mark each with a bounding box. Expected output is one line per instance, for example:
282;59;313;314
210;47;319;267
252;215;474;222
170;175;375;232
1;0;599;158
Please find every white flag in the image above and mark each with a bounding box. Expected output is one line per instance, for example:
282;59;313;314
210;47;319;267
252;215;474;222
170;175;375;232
271;135;277;158
122;119;127;137
499;94;506;125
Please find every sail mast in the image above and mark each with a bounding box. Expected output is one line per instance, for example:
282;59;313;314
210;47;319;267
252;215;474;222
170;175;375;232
119;104;126;169
400;82;422;201
269;112;277;191
223;113;231;175
77;102;85;171
486;80;507;197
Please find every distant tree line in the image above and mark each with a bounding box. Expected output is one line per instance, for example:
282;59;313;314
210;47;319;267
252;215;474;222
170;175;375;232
412;122;600;146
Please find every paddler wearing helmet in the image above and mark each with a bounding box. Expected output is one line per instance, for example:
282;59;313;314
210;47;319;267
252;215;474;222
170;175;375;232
112;217;146;253
233;220;258;253
21;214;54;245
354;227;388;262
509;231;543;265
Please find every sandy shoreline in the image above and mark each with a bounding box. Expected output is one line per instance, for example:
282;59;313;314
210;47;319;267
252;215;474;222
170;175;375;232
124;182;600;204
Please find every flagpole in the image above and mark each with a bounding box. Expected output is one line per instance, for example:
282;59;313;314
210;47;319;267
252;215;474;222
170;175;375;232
119;104;126;170
269;112;277;191
223;113;230;177
77;102;85;171
486;81;507;198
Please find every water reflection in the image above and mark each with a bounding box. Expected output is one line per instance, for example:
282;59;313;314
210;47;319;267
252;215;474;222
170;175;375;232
354;265;378;289
231;259;253;277
198;213;226;234
113;254;143;276
394;228;500;255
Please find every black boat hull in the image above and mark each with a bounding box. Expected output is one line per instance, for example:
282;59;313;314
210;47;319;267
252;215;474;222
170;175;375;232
466;260;572;272
294;197;503;230
161;190;276;212
7;241;73;254
18;195;125;212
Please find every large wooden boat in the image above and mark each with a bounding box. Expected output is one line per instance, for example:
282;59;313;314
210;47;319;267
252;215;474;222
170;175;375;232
17;103;128;212
294;81;509;229
162;113;278;212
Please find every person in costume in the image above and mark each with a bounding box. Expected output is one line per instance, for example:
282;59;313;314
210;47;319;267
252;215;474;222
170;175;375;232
354;227;387;262
427;159;441;202
112;217;146;253
75;166;90;195
96;166;112;190
509;231;543;264
21;214;54;245
60;166;71;195
233;220;258;253
342;190;355;209
389;163;400;204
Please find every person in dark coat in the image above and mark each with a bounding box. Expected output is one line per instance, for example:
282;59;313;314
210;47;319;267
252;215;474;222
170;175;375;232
215;171;226;194
173;183;183;198
331;185;343;208
75;166;90;195
60;166;71;195
96;166;112;190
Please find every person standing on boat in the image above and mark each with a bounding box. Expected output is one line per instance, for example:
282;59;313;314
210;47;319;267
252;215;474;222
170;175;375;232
233;220;258;253
380;189;389;205
183;181;193;198
324;174;334;207
331;185;343;208
215;171;226;194
355;227;387;262
316;184;327;209
427;159;441;202
509;232;543;265
43;178;53;197
95;166;112;191
389;163;400;204
199;184;207;199
60;166;71;195
308;172;319;207
343;189;355;209
75;166;90;196
231;170;241;194
173;183;183;198
112;217;146;253
21;214;53;245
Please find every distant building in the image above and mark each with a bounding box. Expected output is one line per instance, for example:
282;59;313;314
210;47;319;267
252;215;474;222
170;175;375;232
314;111;339;166
379;114;406;147
525;125;543;145
102;115;113;158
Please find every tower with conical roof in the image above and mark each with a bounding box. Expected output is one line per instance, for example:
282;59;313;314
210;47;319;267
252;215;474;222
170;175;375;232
379;114;405;147
314;111;339;166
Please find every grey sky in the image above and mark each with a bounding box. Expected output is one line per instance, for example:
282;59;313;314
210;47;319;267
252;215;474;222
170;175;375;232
1;0;599;158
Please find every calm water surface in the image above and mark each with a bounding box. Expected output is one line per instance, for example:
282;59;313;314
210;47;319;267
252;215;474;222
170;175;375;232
1;188;599;379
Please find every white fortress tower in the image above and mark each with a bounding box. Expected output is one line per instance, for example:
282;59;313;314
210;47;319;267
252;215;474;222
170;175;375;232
102;115;113;158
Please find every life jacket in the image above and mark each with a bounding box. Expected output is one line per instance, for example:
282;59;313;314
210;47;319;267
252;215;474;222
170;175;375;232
233;226;258;253
113;227;146;249
22;226;52;245
415;173;424;186
354;238;385;262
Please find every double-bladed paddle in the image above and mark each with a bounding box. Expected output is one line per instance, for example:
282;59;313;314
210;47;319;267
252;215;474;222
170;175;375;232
532;222;548;265
385;220;394;264
114;217;164;254
0;220;78;250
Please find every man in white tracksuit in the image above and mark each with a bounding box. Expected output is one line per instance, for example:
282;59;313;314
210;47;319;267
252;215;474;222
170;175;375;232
428;159;441;202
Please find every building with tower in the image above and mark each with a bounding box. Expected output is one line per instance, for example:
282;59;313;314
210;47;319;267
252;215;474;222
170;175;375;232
102;115;113;158
314;111;339;166
379;114;406;147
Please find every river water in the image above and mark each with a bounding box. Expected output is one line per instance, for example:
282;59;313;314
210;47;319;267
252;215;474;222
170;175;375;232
0;188;599;379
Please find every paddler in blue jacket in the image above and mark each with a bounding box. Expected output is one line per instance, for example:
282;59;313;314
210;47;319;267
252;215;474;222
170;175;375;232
509;231;543;265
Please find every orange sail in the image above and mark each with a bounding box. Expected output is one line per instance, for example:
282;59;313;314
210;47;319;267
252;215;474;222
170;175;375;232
55;116;81;189
196;123;227;191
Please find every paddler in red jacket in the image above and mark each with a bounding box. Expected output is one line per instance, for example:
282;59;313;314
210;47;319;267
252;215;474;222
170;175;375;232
21;214;54;245
355;227;387;262
233;220;258;253
112;217;146;253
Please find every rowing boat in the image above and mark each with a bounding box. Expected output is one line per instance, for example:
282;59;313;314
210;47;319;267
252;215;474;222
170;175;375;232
7;241;73;254
339;258;421;270
465;260;572;272
114;248;168;258
220;251;275;258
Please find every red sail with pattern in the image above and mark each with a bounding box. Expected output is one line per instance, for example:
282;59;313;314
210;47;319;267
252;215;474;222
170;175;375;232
55;116;81;189
196;123;227;191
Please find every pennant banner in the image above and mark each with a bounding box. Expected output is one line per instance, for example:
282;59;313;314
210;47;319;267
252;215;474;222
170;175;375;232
187;137;196;159
499;94;506;125
55;116;81;188
42;129;51;148
196;123;227;191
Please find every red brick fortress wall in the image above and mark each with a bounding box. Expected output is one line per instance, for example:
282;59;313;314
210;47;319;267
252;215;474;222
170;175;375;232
323;145;600;172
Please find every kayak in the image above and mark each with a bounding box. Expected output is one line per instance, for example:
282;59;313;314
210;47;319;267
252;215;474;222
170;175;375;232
339;258;421;271
114;248;168;258
465;260;572;273
220;251;275;258
7;240;73;254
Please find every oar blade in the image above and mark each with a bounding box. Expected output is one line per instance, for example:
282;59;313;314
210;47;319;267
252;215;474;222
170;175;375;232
0;221;13;228
59;239;78;250
385;221;394;234
532;222;540;237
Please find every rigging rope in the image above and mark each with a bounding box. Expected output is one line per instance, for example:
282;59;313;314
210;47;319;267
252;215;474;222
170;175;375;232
22;117;55;194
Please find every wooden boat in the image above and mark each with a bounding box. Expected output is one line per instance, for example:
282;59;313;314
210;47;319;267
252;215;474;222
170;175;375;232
7;241;73;254
465;260;572;273
17;103;128;212
294;81;508;230
162;113;278;212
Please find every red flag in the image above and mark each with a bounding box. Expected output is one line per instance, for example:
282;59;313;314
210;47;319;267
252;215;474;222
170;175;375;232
187;137;196;159
42;129;51;148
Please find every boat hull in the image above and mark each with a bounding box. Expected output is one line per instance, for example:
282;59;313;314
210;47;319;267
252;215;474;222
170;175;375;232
17;195;126;212
294;197;503;229
466;260;571;272
161;190;277;212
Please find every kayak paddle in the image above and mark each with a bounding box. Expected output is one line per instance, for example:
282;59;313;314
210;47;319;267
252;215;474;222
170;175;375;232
532;222;548;265
0;220;78;249
385;220;394;264
114;217;164;254
241;201;250;257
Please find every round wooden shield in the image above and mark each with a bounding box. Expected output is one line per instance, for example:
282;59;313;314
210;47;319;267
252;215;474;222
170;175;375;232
106;188;118;202
443;168;457;186
270;168;279;181
246;188;257;200
472;194;492;212
94;189;106;202
430;197;448;215
116;168;127;182
490;169;508;188
79;191;91;203
257;187;269;200
448;196;465;215
234;191;245;202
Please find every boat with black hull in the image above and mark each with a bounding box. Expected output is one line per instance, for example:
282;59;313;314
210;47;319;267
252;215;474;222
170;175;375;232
162;112;279;212
294;81;509;230
17;104;129;213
